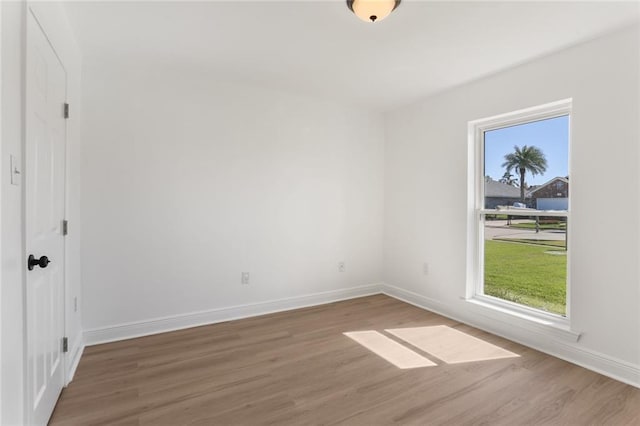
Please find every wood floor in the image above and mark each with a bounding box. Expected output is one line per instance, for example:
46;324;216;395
50;295;640;425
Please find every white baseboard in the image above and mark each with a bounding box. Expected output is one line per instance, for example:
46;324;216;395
84;283;383;346
66;341;84;385
81;282;638;388
381;283;640;389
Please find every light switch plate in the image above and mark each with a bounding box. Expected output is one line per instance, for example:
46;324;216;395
10;155;21;186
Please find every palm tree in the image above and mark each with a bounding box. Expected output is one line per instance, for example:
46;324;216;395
499;172;518;187
502;145;547;202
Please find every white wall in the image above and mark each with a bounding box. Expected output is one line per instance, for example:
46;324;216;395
1;2;82;423
80;61;384;336
383;25;640;384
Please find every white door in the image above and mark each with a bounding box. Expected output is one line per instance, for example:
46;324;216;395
25;10;67;425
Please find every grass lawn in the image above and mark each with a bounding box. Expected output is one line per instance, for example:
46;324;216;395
485;214;510;220
484;240;566;316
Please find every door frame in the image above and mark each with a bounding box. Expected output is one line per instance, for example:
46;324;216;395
0;0;3;420
23;6;68;424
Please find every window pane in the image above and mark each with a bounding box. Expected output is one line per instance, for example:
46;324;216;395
481;114;569;316
484;115;569;211
483;215;567;316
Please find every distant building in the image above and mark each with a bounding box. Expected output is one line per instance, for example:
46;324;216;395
527;177;569;210
484;177;521;208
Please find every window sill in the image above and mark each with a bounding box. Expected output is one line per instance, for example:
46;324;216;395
464;297;581;343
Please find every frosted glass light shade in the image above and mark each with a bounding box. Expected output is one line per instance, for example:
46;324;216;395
347;0;401;23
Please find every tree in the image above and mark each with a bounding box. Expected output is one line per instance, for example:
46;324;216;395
502;145;547;202
499;172;518;187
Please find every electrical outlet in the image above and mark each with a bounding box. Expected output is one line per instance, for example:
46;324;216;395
241;272;250;285
422;262;429;275
338;262;345;272
74;296;78;312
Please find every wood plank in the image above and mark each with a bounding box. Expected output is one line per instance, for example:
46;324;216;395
344;330;437;368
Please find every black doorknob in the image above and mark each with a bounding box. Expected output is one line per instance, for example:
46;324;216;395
28;255;50;271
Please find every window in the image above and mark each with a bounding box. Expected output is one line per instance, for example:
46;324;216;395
469;100;571;322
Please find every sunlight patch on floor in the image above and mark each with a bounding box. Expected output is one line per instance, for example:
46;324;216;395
386;325;519;364
344;331;437;369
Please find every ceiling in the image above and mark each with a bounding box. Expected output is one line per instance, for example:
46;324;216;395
64;1;640;111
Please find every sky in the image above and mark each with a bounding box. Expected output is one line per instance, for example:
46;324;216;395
484;115;569;187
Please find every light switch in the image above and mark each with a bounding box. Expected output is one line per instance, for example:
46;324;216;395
10;155;21;186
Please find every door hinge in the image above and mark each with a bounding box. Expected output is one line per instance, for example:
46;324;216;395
62;220;69;236
62;337;68;353
64;103;70;119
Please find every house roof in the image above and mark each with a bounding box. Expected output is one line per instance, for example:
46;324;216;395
527;177;569;196
484;179;521;198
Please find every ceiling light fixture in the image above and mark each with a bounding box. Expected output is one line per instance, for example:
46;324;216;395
346;0;401;23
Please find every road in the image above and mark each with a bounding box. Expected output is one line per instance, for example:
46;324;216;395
484;219;566;241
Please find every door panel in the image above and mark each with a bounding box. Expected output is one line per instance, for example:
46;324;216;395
26;9;67;425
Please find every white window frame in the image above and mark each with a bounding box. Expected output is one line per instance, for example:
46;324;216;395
466;99;576;337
